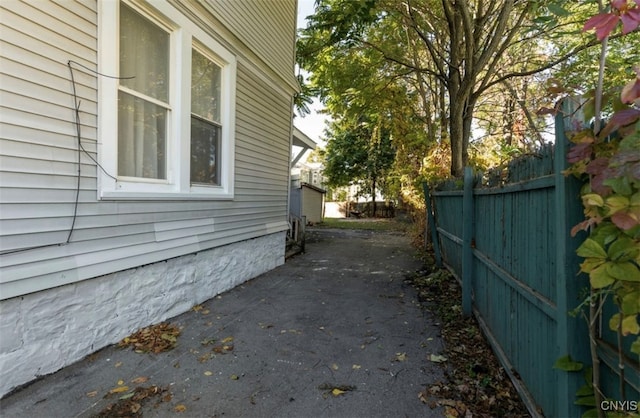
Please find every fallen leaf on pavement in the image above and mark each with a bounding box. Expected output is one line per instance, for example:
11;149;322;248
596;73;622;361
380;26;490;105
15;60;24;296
395;352;407;362
119;392;136;400
131;376;148;384
317;383;356;398
212;343;234;354
174;404;187;412
201;338;216;346
109;386;130;394
429;354;447;363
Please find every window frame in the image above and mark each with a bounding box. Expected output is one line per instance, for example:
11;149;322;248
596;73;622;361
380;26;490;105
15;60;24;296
97;0;236;200
190;43;223;187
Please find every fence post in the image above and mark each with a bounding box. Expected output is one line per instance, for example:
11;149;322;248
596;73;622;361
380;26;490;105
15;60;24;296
462;167;474;317
423;183;442;268
554;98;591;417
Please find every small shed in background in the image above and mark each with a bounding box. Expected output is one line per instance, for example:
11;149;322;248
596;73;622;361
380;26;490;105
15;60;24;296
290;182;326;224
290;128;326;224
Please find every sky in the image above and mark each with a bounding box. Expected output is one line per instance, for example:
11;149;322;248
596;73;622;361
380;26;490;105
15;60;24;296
293;0;328;148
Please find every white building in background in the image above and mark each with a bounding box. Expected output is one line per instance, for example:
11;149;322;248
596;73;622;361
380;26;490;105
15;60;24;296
291;161;327;190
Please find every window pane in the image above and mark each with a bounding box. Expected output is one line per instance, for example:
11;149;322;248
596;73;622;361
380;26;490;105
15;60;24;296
191;49;221;123
118;91;167;179
191;117;220;185
120;4;169;102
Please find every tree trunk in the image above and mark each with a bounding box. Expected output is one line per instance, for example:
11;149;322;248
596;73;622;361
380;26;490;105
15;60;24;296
439;84;447;143
371;177;377;217
450;90;476;177
462;96;475;166
449;98;466;177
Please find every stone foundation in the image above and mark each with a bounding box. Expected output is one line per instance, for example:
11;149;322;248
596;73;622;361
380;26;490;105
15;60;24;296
0;232;285;397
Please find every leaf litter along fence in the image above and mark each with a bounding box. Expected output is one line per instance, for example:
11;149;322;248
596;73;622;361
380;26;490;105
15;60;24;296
424;98;639;418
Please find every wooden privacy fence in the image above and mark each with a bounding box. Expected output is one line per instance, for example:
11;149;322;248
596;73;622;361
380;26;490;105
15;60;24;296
424;99;639;417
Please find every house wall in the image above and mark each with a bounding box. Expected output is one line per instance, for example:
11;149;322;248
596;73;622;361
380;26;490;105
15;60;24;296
194;0;297;80
0;0;296;396
289;183;302;218
0;232;284;398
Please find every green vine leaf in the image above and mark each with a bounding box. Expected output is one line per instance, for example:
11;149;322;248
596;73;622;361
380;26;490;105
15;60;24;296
605;261;640;282
590;264;616;288
553;355;583;372
609;313;640;335
603;177;633;197
583;367;593;388
577;238;608;259
621;291;640;314
608;313;621;332
605;195;630;215
591;223;620;246
607;237;639;261
580;258;605;273
631;337;640;355
574;395;596;406
582;193;605;207
576;384;594;396
622;315;640;335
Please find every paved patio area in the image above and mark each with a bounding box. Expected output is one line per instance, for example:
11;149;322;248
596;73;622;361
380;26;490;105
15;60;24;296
1;227;446;417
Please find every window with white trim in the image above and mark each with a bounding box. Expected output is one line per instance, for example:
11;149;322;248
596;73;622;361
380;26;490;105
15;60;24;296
98;1;236;199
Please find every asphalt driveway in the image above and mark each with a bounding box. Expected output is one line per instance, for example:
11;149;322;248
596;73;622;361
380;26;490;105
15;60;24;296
0;227;446;418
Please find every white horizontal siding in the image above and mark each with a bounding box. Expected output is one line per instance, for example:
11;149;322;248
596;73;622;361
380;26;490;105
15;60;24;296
1;1;96;55
0;41;97;98
0;0;294;299
199;0;296;83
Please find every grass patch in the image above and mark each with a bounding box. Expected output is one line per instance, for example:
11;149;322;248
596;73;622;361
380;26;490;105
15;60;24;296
315;217;406;231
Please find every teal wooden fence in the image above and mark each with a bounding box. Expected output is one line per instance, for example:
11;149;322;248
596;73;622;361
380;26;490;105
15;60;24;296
425;98;639;417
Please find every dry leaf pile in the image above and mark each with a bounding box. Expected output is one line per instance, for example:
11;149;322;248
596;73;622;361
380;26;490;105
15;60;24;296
93;385;171;417
118;323;181;354
407;269;529;417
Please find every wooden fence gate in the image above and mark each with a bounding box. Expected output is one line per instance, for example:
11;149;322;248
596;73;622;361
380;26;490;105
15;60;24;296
425;98;639;417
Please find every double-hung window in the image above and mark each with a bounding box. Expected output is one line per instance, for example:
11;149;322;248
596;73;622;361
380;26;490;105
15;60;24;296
190;47;222;186
98;1;236;199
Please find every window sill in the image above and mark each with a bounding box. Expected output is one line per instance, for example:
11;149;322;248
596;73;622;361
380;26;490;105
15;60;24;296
99;190;234;200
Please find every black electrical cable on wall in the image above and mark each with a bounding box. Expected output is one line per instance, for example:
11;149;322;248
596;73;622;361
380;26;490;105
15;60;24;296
1;61;131;255
66;61;82;244
65;60;132;243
